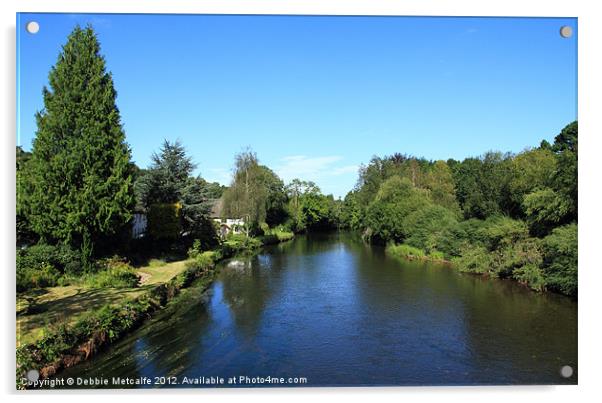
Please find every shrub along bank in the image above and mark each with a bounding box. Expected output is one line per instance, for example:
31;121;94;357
17;245;143;293
16;250;218;389
385;217;577;296
16;231;294;389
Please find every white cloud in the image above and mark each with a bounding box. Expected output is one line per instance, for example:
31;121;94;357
274;155;358;184
205;167;232;185
331;165;359;175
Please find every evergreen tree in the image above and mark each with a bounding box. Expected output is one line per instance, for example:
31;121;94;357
135;140;216;246
135;140;196;207
20;25;135;262
16;147;37;246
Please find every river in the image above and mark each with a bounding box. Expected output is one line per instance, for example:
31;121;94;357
56;232;577;387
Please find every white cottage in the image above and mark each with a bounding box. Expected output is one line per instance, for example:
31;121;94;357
210;198;246;238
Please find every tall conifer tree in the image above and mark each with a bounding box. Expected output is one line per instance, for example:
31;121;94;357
20;25;134;262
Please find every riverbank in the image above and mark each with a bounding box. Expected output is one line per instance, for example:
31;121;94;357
386;243;451;265
16;253;218;389
385;240;574;298
16;259;193;346
16;231;294;389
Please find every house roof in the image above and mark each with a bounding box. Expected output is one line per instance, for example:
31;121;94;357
209;198;224;218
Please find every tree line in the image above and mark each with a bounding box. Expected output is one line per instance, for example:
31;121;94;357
339;122;578;297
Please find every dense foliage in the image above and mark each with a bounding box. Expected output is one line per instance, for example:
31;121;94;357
18;26;135;263
81;257;139;288
134;140;218;249
284;179;341;232
222;150;287;233
17;244;82;291
541;224;577;296
16;244;139;292
222;151;340;235
340;122;578;297
145;203;182;242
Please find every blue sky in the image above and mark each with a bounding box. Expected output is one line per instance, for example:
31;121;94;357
17;14;577;198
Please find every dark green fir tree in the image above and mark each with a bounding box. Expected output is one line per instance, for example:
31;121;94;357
20;25;135;263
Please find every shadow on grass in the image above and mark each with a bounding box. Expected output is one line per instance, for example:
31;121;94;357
17;285;156;340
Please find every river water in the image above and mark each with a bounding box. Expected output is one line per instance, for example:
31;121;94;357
57;232;577;387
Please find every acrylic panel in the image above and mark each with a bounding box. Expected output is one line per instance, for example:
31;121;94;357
16;13;578;389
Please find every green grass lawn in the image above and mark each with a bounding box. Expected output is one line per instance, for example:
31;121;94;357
16;258;193;346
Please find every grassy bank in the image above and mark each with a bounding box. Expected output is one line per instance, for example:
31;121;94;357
16;252;216;389
16;259;191;346
386;243;449;264
259;228;295;245
16;232;294;388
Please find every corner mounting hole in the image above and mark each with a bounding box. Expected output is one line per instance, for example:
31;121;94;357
560;26;572;38
26;369;39;382
26;21;40;34
560;365;574;378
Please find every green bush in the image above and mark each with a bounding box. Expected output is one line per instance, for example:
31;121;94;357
364;176;432;243
17;243;82;275
34;323;74;363
194;252;215;271
16;244;82;291
177;252;217;290
387;243;426;260
445;217;538;279
478;216;529;250
223;234;262;254
83;266;139;288
271;229;294;242
439;217;527;257
147;203;182;241
17;263;61;292
226;233;249;243
259;222;270;235
428;250;445;260
523;188;572;236
187;239;203;259
541;224;577;297
492;237;543;278
182;252;218;289
513;264;547;292
259;228;294;245
403;205;458;252
82;257;139;288
452;246;493;274
219;242;235;259
435;218;488;257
